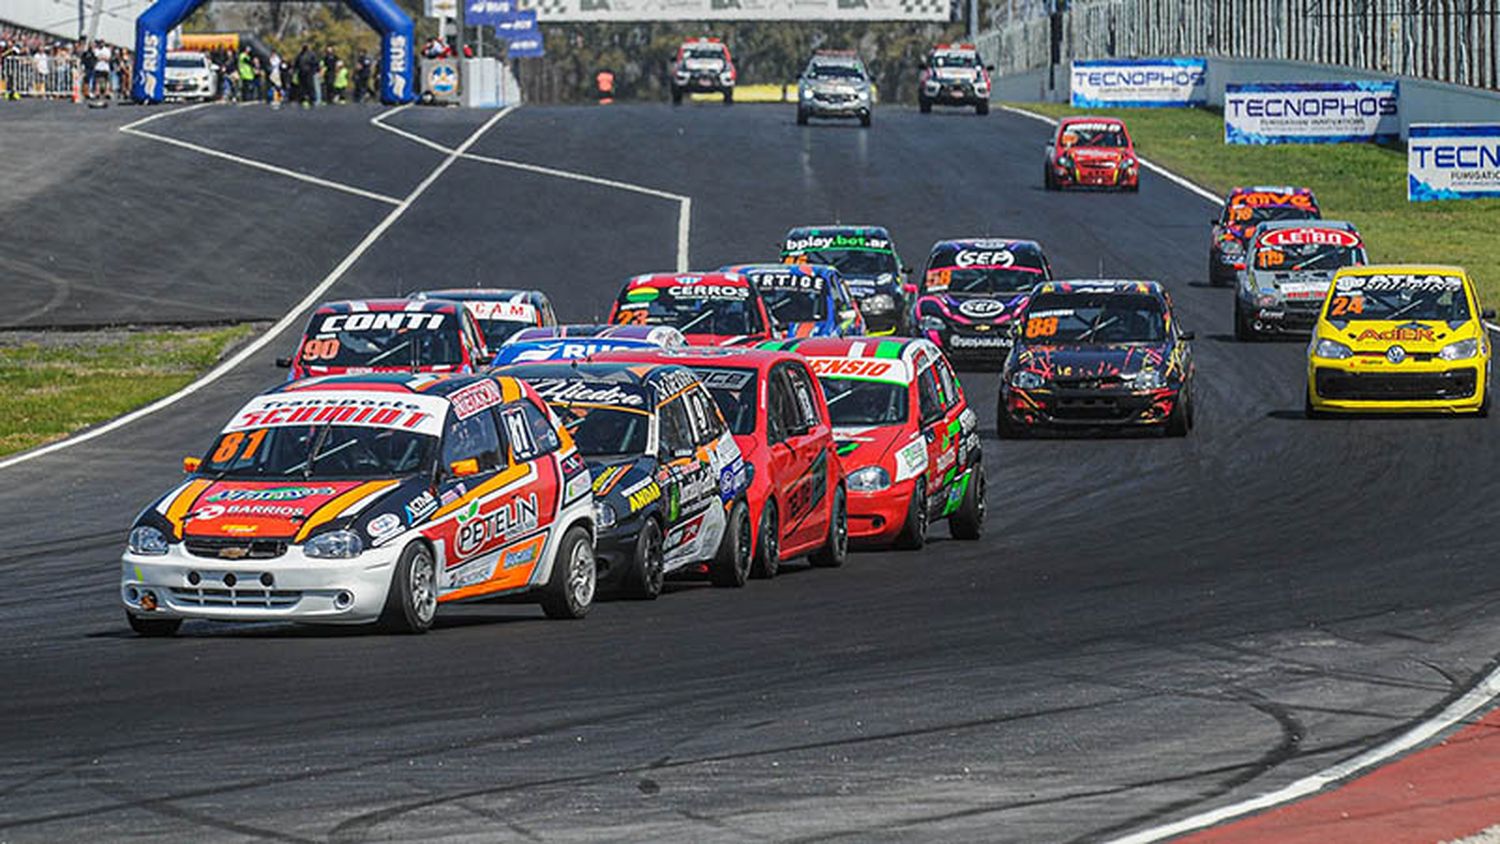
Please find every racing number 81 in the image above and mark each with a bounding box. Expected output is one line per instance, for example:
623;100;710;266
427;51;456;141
1026;316;1059;338
212;429;268;465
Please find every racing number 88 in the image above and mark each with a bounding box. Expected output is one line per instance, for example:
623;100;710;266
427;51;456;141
1026;316;1059;339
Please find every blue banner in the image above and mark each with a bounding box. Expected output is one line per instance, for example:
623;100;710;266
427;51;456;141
1070;58;1206;108
1226;81;1400;145
464;0;514;24
493;10;538;33
506;31;544;58
1408;123;1500;202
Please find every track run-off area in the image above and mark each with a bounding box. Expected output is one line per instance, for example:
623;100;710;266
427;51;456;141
2;100;1500;842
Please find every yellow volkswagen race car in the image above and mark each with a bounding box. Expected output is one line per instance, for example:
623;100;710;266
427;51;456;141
1306;265;1493;416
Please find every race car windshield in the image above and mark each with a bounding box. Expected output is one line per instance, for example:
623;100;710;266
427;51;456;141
476;319;529;346
932;54;978;68
620;291;764;335
928;267;1039;297
809;64;863;79
203;425;436;479
1023;293;1166;344
548;404;650;457
1254;241;1364;273
694;367;758;435
761;288;827;323
1063;128;1127;148
301;322;463;369
818;378;908;426
1326;282;1471;322
167;57;204;68
686;47;724;60
789;250;898;278
1227;205;1318;226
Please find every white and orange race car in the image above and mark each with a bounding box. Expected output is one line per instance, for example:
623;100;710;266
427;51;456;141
121;373;596;636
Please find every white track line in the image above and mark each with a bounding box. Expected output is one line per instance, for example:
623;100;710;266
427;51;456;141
998;102;1500;843
0;105;514;474
371;110;692;271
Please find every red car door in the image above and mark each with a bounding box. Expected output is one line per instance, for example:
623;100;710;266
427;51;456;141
762;365;803;551
778;361;832;550
915;361;952;500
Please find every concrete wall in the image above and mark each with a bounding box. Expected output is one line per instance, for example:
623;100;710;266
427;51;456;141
999;56;1500;139
3;0;148;46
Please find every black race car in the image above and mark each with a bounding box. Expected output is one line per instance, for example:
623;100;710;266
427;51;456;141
780;225;910;336
910;238;1053;369
497;361;753;597
998;280;1196;436
1208;186;1321;286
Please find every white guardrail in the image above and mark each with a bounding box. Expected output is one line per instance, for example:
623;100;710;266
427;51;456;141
978;0;1500;91
1;55;82;98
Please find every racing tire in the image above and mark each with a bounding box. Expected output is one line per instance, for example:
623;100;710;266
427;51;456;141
671;87;683;105
996;400;1028;439
796;108;809;126
540;525;596;619
127;612;182;637
1044;167;1057;191
948;465;986;540
1125;180;1140;193
1165;390;1192;437
810;484;849;568
723;89;733;105
919;98;932;114
751;501;780;580
1304;391;1328;420
1479;388;1491;418
710;499;753;588
860;112;872;128
377;541;439;634
1233;300;1257;342
894;481;928;550
624;518;665;600
976;100;989;116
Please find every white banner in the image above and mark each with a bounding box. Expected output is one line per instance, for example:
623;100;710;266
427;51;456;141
1070;58;1206;108
1225;82;1400;145
1408;123;1500;202
516;0;948;21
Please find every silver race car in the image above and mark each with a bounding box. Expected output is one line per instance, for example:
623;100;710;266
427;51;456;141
1235;219;1367;340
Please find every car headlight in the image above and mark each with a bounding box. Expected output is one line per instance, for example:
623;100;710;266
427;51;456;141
1313;338;1353;360
1122;157;1136;170
1439;338;1480;361
1219;239;1244;256
925;81;940;93
128;525;170;556
304;529;364;559
1132;369;1166;390
919;315;946;332
800;86;812;99
1058;154;1073;168
676;71;689;82
863;294;895;313
1256;294;1280;308
1011;370;1045;389
857;89;870;100
594;501;617;530
846;466;891;492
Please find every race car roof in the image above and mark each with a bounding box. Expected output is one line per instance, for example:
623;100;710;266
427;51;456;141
1335;263;1468;279
270;371;526;401
1060;116;1125;128
1253;219;1357;233
1034;279;1166;297
784;225;892;239
412;288;548;304
313;298;460;315
623;271;751;289
777;336;941;381
928;238;1046;263
508;324;685;346
594;345;796;373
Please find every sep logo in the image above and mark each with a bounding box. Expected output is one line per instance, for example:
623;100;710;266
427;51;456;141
955;249;1014;268
958;299;1006;319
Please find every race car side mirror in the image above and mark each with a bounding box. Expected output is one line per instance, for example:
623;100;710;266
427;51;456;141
448;458;480;477
182;456;202;474
902;282;917;296
1484;308;1496;319
986;64;996;71
1179;330;1196;341
275;357;292;368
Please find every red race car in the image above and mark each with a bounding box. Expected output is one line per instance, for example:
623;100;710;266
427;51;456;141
279;299;487;381
594;346;848;577
787;337;985;549
609;272;775;348
1044;116;1140;192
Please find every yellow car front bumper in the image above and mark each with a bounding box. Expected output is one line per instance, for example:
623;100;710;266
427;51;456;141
1307;360;1487;414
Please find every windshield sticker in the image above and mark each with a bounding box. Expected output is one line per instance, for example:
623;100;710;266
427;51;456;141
466;301;537;322
1260;227;1360;248
807;356;909;383
1230;190;1317;209
667;284;749;299
318;312;445;333
698;368;755;390
783;234;893;253
1335;274;1463;293
226;391;447;437
528;378;648;408
1064;121;1122;133
450;379;504;420
751;271;825;292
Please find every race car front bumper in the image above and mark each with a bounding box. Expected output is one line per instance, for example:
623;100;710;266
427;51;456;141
592;520;646;594
121;540;404;625
1002;385;1181;428
1240;296;1321;336
1052;163;1138;190
1308;361;1486;413
848;477;917;545
801;92;870;119
922;82;986;106
924;326;1013;367
675;74;732;94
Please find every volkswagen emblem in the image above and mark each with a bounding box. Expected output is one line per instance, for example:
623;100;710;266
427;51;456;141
1386;345;1407;363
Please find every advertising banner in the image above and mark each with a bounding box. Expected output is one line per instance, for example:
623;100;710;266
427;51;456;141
514;0;947;22
425;0;459;16
465;0;516;24
1070;58;1207;108
1225;81;1399;145
492;10;538;33
506;31;545;58
1408;123;1500;202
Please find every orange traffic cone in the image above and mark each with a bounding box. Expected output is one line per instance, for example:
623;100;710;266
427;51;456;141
71;73;81;103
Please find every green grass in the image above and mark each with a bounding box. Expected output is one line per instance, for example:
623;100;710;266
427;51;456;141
1009;103;1500;302
0;324;259;457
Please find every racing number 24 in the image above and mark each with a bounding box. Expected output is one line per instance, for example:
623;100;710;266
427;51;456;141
1330;295;1364;317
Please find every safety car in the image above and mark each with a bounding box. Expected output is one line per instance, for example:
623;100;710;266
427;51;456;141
1306;265;1493;416
492;324;686;366
279;299;487;381
608;272;774;347
1209;186;1321;286
998;280;1195;436
670;37;736;104
1044;117;1139;191
918;43;992;115
911;238;1053;367
781;226;909;335
121;373;596;636
410;288;557;356
498;361;754;596
1235;220;1367;340
721;263;866;339
796;50;874;127
788;337;984;549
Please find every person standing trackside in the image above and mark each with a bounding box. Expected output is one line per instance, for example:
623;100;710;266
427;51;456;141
92;41;113;99
332;59;350;103
237;47;254;101
353;53;372;103
595;68;614;104
322;46;337;103
295;44;318;108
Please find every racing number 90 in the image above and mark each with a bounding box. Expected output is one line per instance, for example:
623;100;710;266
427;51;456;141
301;338;341;360
1025;316;1059;339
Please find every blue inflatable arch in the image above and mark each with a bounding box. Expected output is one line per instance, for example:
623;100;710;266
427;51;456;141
133;0;414;104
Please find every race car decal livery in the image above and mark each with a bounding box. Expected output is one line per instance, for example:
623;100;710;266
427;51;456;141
227;392;448;437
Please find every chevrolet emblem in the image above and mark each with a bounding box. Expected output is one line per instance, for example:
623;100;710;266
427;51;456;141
218;546;250;560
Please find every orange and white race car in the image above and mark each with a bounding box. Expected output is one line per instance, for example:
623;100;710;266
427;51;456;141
121;373;596;636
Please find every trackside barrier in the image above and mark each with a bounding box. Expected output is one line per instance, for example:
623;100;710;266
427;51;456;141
0;56;82;99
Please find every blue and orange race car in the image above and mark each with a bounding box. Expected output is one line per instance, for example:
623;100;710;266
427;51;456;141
1209;186;1321;286
721;263;866;339
910;239;1052;368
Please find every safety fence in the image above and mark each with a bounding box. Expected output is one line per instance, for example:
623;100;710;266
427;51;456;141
978;0;1500;91
0;55;81;98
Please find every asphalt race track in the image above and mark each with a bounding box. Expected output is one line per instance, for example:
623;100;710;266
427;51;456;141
3;100;1500;842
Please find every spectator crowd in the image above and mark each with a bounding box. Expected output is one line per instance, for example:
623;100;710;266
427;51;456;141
1;25;132;101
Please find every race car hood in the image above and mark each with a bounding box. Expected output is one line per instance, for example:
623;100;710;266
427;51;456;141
585;455;663;522
918;292;1027;325
175;479;402;541
1068;146;1127;165
682;56;726;72
1249;269;1336;300
1329;320;1478;356
1013;343;1169;381
832;423;926;483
